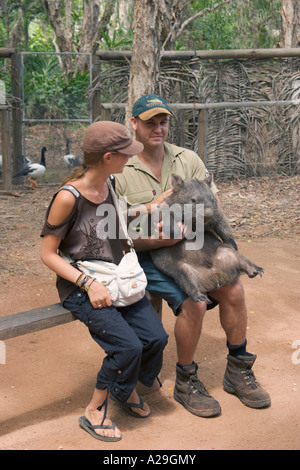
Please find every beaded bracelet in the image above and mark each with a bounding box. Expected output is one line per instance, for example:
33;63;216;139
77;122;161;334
79;275;93;293
77;275;89;288
75;273;85;286
87;278;96;289
78;275;90;287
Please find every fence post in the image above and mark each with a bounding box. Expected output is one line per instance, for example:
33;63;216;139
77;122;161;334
197;109;208;165
11;53;22;174
176;81;186;147
1;106;12;191
101;105;112;121
92;54;101;122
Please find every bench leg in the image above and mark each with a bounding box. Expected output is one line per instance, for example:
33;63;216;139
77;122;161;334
0;341;6;364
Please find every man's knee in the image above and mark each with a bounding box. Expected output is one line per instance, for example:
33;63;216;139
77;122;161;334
180;297;207;321
212;280;245;306
231;280;246;305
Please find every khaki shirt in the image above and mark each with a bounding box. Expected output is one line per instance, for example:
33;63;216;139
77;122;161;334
115;142;218;207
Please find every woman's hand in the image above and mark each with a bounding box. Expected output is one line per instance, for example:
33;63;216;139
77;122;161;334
87;280;113;309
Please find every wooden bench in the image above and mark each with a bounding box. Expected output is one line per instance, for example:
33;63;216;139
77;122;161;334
0;293;162;365
0;303;76;364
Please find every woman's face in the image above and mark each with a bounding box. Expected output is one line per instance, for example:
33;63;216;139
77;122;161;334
109;152;132;174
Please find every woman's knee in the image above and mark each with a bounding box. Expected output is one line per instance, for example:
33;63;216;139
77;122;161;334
153;329;169;354
114;340;144;373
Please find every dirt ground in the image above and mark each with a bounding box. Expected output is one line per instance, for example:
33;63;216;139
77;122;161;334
0;176;299;451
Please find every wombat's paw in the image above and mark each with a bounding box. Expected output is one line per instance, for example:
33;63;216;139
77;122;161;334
248;265;264;278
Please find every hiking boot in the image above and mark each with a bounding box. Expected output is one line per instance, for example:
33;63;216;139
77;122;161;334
174;362;221;417
223;354;271;409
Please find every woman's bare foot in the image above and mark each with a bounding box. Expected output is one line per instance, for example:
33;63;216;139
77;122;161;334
85;388;122;440
85;406;122;440
127;389;151;417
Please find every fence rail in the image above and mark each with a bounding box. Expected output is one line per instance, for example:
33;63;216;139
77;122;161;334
101;99;300;111
97;48;300;60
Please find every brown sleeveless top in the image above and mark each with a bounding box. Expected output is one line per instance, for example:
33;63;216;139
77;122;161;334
41;184;124;302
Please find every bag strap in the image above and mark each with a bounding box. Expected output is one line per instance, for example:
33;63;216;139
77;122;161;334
106;178;134;249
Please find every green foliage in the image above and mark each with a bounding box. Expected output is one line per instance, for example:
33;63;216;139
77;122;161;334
28;22;54;52
23;55;90;120
177;0;282;50
100;28;133;50
0;0;283;52
0;0;50;50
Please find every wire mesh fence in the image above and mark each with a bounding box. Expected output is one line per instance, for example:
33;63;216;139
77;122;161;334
15;53;92;182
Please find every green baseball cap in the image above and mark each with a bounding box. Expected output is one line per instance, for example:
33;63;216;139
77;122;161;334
132;94;174;120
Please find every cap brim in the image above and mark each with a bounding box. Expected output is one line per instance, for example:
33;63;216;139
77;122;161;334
138;108;174;121
81;139;144;155
119;140;144;155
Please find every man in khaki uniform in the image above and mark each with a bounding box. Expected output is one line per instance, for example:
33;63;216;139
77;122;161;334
115;94;271;418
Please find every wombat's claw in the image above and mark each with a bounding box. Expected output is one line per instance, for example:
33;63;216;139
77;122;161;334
258;267;264;277
248;266;264;278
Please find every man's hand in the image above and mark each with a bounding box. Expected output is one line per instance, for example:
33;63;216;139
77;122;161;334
152;220;185;245
151;188;173;208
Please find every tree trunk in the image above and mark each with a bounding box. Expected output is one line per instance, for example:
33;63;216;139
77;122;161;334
44;0;116;77
280;0;300;48
280;0;300;175
125;0;161;129
76;0;116;73
125;0;235;129
43;0;74;77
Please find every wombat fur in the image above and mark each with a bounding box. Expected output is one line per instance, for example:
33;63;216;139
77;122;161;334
150;174;264;304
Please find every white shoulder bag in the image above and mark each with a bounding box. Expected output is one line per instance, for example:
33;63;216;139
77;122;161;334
64;179;147;307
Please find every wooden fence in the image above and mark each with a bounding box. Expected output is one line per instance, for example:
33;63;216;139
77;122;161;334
1;48;300;187
97;49;300;178
0;48;22;190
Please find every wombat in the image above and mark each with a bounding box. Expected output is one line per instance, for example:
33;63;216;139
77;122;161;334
149;174;264;304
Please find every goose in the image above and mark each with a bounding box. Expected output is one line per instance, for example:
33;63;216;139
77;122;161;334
63;138;82;168
13;147;46;189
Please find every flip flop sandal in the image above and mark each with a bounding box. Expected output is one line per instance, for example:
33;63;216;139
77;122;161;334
111;394;151;418
78;416;122;442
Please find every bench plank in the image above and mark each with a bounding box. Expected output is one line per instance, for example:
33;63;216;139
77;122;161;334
0;303;76;341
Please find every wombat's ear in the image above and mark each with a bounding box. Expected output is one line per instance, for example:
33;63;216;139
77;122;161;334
204;174;213;186
171;174;184;191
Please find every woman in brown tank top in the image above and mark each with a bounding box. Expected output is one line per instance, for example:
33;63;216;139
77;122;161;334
41;122;168;442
